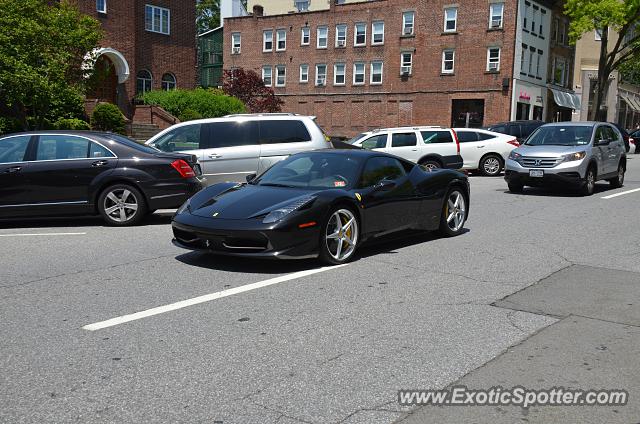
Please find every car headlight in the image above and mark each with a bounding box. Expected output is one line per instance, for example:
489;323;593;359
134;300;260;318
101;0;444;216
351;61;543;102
263;195;316;223
508;151;522;160
562;151;586;162
176;198;191;214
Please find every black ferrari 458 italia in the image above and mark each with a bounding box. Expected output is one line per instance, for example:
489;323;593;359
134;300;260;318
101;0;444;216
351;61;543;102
172;150;470;264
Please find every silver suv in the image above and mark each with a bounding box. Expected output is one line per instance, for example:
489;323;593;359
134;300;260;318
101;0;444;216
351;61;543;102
146;113;331;184
505;122;626;195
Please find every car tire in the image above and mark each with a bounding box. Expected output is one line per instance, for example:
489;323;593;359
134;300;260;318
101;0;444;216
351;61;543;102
479;154;503;176
98;184;147;226
319;206;359;265
507;182;524;193
608;162;625;188
419;159;441;170
581;166;596;196
438;188;468;237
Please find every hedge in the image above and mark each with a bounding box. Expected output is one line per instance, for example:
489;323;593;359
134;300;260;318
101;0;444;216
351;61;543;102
141;88;246;122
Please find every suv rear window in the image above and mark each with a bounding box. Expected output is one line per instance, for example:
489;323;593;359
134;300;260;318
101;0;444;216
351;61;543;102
391;133;417;147
202;121;259;148
421;130;453;144
259;120;311;144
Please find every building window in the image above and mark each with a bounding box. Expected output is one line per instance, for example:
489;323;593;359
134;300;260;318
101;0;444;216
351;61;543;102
276;29;286;51
528;46;535;75
353;62;365;85
295;0;309;12
334;63;346;85
263;30;273;52
553;57;567;86
276;65;286;87
403;11;415;35
231;32;241;54
539;9;546;37
401;52;412;75
486;47;500;71
489;3;503;29
521;43;528;74
372;21;384;45
301;27;310;45
300;64;309;83
536;49;543;78
354;22;366;46
370;61;383;84
558;21;566;44
523;1;529;31
444;7;457;32
161;73;176;90
136;70;152;95
316;64;327;86
531;5;537;33
262;66;272;87
317;26;328;48
145;4;170;35
442;49;455;74
96;0;106;13
336;24;347;47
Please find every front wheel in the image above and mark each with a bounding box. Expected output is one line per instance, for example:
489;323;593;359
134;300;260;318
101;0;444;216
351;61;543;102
319;207;359;264
581;167;596;196
479;154;503;176
98;184;147;226
608;163;625;188
438;188;467;237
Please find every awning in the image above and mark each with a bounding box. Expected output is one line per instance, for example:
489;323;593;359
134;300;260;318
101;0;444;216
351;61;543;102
550;88;581;110
620;93;640;112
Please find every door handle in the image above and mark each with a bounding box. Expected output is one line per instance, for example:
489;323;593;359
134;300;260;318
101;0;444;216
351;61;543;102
208;153;222;159
477;145;485;148
91;160;108;167
4;166;21;173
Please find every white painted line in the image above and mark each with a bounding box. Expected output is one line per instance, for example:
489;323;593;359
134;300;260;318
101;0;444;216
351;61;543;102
83;264;347;331
0;232;87;237
601;188;640;199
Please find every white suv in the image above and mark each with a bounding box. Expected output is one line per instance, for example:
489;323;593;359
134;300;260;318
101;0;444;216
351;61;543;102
146;113;331;184
349;126;463;169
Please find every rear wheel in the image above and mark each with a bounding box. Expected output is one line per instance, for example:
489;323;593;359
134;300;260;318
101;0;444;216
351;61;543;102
419;159;441;170
608;162;625;188
319;207;359;264
98;184;147;226
581;166;596;196
479;154;503;176
438;188;467;237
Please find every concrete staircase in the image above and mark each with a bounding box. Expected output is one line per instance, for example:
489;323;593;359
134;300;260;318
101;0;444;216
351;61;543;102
131;123;162;143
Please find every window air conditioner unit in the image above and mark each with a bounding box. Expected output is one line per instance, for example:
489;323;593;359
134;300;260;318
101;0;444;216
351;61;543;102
337;40;346;47
488;63;498;71
232;47;240;54
404;27;413;35
316;77;326;85
401;66;411;75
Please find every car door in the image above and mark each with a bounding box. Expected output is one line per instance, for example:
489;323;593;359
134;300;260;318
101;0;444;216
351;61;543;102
592;125;610;175
455;130;482;168
200;120;260;184
605;125;624;174
24;134;117;206
418;129;457;162
357;133;389;151
257;120;316;173
0;134;33;214
383;131;421;162
358;156;419;235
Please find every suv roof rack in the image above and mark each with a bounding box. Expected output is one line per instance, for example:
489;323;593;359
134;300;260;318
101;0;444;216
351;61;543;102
372;125;445;132
223;112;302;118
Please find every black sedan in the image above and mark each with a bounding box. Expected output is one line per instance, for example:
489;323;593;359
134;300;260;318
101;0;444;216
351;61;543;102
0;131;205;225
172;150;469;264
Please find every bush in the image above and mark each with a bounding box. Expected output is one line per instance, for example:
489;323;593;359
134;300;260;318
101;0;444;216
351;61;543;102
91;103;126;135
54;118;90;130
0;117;22;135
141;88;246;121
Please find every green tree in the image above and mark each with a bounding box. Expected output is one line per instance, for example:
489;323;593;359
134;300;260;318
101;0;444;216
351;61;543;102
197;0;220;34
0;0;102;130
565;0;640;121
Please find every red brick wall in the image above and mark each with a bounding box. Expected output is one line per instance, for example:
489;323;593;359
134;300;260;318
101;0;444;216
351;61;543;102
224;0;517;136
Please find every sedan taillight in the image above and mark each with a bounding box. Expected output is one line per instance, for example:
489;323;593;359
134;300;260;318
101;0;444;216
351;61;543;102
507;139;520;147
171;159;196;178
630;137;635;145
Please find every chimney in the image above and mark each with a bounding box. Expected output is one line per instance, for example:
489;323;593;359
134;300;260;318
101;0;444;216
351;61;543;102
253;4;264;17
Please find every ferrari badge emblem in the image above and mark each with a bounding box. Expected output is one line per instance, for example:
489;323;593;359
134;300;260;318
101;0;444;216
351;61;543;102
212;212;219;217
355;193;362;202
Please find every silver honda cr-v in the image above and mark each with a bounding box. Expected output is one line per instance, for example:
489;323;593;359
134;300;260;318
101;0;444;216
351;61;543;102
504;122;626;195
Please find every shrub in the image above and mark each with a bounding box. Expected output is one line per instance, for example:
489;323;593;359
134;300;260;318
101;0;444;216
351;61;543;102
141;88;246;121
91;103;126;134
54;118;90;130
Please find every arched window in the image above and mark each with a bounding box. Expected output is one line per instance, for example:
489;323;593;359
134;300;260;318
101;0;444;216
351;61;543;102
136;70;152;95
161;73;177;91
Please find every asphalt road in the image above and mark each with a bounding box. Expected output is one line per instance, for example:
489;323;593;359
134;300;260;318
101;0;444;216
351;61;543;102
1;157;639;424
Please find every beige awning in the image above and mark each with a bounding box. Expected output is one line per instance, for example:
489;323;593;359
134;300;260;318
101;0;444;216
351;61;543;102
550;88;581;110
622;94;640;112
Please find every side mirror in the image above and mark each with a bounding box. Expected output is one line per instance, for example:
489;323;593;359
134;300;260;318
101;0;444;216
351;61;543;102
374;179;396;192
597;138;610;146
246;173;257;183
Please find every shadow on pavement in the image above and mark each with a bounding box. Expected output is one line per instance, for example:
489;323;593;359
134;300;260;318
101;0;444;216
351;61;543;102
0;212;173;229
499;182;612;197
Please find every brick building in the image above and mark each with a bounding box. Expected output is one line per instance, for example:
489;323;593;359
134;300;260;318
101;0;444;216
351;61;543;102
72;0;197;119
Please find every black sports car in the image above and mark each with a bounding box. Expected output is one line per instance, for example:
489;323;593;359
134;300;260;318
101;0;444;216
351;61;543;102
0;131;205;225
172;150;469;264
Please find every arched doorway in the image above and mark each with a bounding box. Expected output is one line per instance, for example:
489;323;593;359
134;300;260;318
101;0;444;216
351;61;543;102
87;55;118;104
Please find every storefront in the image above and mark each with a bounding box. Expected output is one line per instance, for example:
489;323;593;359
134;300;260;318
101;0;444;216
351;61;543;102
547;87;581;122
618;92;640;130
512;81;546;121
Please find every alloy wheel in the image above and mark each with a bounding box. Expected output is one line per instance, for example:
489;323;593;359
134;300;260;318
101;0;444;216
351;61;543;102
103;188;139;223
482;157;501;176
325;209;358;262
586;170;595;194
445;191;466;232
618;166;625;185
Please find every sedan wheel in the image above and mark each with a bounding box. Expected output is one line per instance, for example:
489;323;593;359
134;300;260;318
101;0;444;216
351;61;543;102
98;184;147;226
479;155;502;176
439;189;467;237
321;208;359;264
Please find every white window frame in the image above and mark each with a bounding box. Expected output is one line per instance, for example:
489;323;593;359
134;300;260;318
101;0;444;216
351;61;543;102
315;64;327;86
402;11;415;35
335;24;347;47
276;29;287;51
262;66;272;87
231;32;241;54
353;62;366;85
301;27;310;45
442;49;455;74
372;21;385;45
263;30;273;52
275;65;286;87
334;63;346;85
96;0;107;13
400;52;412;75
444;7;457;32
536;50;542;78
489;3;504;29
161;73;176;91
299;64;309;83
295;0;309;12
317;26;328;49
486;47;500;71
145;4;170;35
354;22;367;46
370;61;383;84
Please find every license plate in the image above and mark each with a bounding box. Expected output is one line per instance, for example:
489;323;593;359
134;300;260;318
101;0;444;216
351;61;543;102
529;170;544;178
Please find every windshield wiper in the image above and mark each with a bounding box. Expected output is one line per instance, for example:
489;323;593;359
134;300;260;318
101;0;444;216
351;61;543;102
259;182;295;188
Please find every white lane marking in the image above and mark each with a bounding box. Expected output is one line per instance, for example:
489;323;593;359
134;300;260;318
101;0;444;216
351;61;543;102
0;232;87;237
83;264;347;331
601;188;640;199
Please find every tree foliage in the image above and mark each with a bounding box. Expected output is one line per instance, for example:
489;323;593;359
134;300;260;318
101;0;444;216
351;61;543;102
141;88;246;121
565;0;640;120
0;0;102;131
222;68;285;113
197;0;220;34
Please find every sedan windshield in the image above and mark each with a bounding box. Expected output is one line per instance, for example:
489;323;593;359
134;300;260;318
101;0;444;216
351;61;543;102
525;126;592;146
347;133;367;144
256;153;362;190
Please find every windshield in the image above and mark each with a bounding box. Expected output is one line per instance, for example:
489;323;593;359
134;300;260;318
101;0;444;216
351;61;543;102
525;126;592;146
347;133;368;144
255;153;362;190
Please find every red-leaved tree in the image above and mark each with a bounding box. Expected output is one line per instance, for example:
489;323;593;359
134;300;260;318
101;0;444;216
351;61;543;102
221;68;284;113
